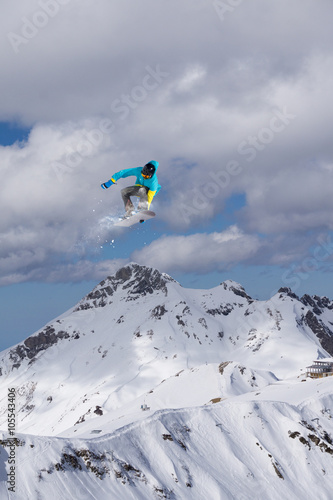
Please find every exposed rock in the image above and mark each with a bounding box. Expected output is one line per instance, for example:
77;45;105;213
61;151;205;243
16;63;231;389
151;304;168;319
302;311;333;355
74;263;176;310
206;304;234;316
94;406;103;416
278;288;299;300
7;327;70;371
219;361;231;375
221;281;253;302
301;294;333;315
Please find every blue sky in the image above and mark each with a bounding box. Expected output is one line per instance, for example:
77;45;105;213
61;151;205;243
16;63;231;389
1;0;333;351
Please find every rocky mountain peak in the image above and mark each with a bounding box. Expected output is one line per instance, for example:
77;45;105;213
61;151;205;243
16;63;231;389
74;263;178;311
301;294;333;316
277;287;300;300
220;280;253;302
114;262;177;294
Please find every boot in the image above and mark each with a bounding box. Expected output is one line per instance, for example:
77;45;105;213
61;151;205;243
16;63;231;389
124;201;135;217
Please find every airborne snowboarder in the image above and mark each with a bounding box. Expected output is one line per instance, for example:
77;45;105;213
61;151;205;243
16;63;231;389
101;161;161;218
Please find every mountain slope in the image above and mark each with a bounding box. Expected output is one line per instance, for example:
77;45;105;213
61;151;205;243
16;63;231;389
0;263;332;438
1;377;333;500
1;263;333;499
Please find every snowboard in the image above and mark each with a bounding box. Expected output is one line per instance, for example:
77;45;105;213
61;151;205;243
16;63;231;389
114;210;156;227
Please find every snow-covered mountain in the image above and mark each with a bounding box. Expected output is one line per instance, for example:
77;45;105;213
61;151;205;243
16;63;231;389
1;263;333;499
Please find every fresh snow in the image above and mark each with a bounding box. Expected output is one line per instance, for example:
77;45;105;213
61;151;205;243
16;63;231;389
0;263;333;499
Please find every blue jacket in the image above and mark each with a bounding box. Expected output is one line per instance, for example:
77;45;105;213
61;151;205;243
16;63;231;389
111;161;161;206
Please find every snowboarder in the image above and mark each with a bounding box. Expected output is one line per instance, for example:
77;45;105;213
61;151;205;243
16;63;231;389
101;161;161;217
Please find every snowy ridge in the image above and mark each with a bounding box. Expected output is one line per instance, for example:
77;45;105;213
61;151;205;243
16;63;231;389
73;263;177;311
1;378;333;500
0;263;333;498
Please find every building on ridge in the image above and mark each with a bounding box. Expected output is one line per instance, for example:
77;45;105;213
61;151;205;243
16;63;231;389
306;358;333;378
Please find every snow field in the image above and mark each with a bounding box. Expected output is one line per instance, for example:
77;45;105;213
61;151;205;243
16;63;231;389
1;265;333;498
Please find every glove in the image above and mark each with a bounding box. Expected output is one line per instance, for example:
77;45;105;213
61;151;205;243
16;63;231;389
101;178;116;189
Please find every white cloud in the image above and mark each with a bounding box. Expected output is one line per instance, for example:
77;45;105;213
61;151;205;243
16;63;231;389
131;226;261;274
1;0;332;125
175;65;207;93
1;0;333;285
0;257;128;286
0;121;130;284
